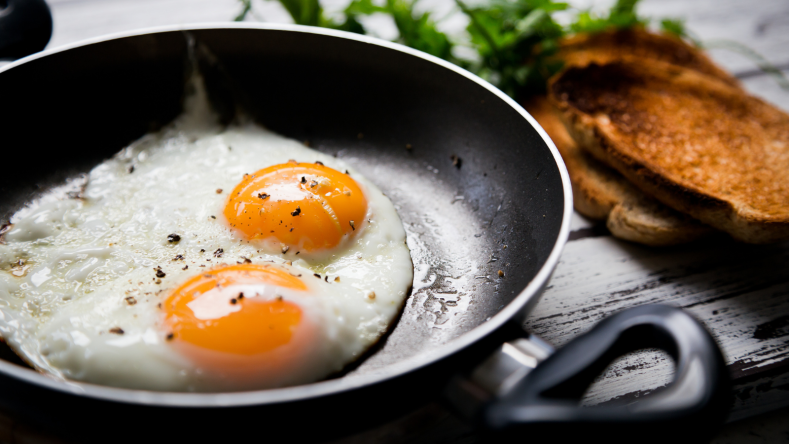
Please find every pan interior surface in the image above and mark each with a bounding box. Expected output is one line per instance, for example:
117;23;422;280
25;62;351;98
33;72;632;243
0;27;567;397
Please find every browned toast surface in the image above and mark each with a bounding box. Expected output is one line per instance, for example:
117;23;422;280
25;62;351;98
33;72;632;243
524;95;712;246
558;28;739;87
550;60;789;243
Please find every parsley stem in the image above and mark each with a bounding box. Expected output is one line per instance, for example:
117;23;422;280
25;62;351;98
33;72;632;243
234;0;252;21
702;39;789;91
455;0;499;56
497;7;548;52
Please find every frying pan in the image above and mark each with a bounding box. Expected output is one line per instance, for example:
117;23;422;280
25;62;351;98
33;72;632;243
0;18;729;443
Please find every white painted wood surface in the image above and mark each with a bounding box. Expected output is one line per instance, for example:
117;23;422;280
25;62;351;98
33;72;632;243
531;232;789;418
4;0;789;442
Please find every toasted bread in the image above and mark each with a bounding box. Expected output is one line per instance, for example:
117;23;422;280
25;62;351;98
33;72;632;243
529;28;726;246
550;59;789;243
557;28;739;87
524;95;712;246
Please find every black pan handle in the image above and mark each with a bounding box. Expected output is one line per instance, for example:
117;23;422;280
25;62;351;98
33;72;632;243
0;0;52;60
483;304;730;442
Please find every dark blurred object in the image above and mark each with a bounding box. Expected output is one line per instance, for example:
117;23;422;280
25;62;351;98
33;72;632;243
0;0;52;60
480;305;731;443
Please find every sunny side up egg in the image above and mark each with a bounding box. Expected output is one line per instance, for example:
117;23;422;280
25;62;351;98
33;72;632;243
0;77;413;392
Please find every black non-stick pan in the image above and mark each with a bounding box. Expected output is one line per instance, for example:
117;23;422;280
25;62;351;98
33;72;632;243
0;23;729;443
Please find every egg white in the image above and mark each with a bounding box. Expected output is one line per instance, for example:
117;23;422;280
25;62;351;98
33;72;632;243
0;77;413;392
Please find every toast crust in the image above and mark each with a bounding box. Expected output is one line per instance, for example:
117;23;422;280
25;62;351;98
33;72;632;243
558;28;739;87
550;60;789;243
605;194;714;246
524;95;712;246
524;96;621;219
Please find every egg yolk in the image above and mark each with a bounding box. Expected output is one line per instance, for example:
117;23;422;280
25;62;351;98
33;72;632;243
163;263;308;356
224;161;367;253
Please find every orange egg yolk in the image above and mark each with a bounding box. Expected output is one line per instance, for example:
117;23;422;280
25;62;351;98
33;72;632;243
163;263;308;356
224;161;367;253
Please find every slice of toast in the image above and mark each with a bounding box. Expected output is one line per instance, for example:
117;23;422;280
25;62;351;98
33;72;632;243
524;95;712;246
527;28;738;246
550;59;789;243
557;28;739;87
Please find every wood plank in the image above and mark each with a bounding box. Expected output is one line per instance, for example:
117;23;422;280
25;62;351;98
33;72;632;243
528;231;789;419
638;0;789;75
737;70;789;112
47;0;248;49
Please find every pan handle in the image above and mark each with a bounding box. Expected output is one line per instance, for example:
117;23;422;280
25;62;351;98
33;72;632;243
0;0;52;60
467;305;730;441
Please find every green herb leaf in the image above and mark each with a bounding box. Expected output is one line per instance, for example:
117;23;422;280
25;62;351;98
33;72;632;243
238;0;648;96
570;0;645;34
234;0;253;21
345;0;386;16
386;0;454;60
458;0;566;96
241;0;789;97
660;18;686;37
279;0;323;26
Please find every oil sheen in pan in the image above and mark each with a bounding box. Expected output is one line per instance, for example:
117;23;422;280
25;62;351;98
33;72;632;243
334;147;529;376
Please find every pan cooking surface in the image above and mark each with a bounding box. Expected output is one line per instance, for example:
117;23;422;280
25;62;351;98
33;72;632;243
0;26;566;390
318;141;542;377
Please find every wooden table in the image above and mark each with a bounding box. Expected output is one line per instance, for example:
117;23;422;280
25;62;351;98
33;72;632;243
5;0;789;442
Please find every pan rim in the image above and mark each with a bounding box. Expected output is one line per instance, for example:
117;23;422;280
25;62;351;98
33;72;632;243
0;22;573;407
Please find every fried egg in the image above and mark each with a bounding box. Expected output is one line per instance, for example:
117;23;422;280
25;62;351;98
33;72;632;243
0;76;413;392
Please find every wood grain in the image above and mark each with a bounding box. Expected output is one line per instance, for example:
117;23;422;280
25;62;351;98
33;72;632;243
639;0;789;74
527;230;789;420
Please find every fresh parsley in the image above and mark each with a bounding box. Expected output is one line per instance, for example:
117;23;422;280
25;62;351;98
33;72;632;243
345;0;455;60
234;0;788;96
456;0;567;96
